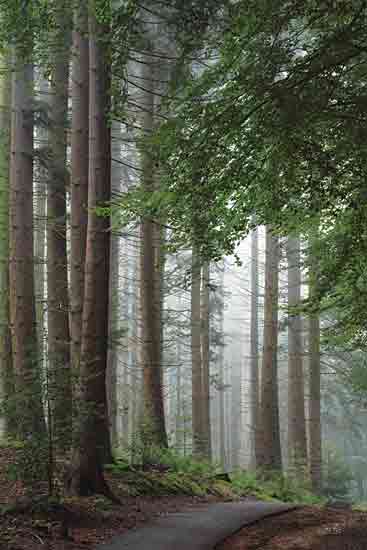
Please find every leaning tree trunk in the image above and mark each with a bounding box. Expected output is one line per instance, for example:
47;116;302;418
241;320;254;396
139;55;167;451
69;6;114;497
250;227;260;469
287;236;307;468
201;261;212;460
70;0;89;379
9;49;45;439
47;0;72;450
258;227;282;472
0;54;15;438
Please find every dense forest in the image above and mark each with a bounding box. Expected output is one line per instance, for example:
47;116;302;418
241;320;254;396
0;0;366;510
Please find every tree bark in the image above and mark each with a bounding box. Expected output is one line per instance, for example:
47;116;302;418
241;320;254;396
201;261;211;460
47;0;72;450
70;0;89;379
287;236;307;468
191;244;203;457
258;227;282;471
9;51;45;439
0;54;15;437
216;264;226;467
106;122;122;451
250;228;260;468
69;6;114;497
139;56;167;450
34;75;48;395
309;253;322;493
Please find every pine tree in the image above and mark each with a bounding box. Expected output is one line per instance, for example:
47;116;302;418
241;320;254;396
9;44;45;438
201;261;211;459
258;227;282;471
250;228;260;468
0;54;15;437
69;4;114;496
70;0;89;377
47;0;72;449
287;236;307;467
139;53;167;450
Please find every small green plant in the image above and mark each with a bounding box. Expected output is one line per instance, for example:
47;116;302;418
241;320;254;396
7;434;50;494
323;448;354;502
231;469;323;504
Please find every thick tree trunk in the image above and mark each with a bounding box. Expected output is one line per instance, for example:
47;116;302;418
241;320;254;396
69;8;114;497
47;0;72;450
250;228;260;468
309;255;322;493
191;244;203;457
70;1;89;378
139;57;167;450
201;261;212;460
0;55;15;437
9;52;45;439
287;236;307;468
258;227;282;471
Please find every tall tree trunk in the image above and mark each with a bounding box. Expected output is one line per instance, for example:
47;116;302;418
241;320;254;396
69;6;114;497
0;55;15;437
106;122;122;450
70;0;89;378
191;244;203;457
139;57;167;450
231;358;242;468
258;227;282;471
309;254;322;493
34;75;48;389
287;236;307;468
9;51;45;439
175;325;183;453
47;0;72;450
107;230;119;450
250;227;260;468
201;261;211;460
216;264;226;466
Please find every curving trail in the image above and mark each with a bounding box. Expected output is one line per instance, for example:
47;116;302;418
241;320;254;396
96;500;296;550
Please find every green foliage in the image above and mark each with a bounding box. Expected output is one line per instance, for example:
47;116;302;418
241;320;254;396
7;435;50;495
128;0;367;347
353;502;367;512
106;449;322;503
150;447;220;476
323;448;354;502
231;470;323;505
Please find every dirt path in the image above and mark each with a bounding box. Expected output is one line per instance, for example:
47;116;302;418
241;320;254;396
217;505;367;550
96;501;295;550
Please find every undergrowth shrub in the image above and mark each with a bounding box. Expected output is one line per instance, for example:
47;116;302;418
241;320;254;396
231;469;323;504
108;447;323;503
323;448;354;502
7;434;50;495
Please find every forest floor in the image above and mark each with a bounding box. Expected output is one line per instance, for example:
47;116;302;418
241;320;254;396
1;444;367;550
0;445;226;550
218;506;367;550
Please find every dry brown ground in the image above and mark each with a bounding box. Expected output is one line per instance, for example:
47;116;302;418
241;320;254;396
217;506;367;550
0;446;223;550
